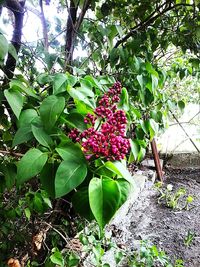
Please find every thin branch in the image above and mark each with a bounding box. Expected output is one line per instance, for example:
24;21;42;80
74;0;91;32
41;221;69;243
39;0;49;50
0;150;24;157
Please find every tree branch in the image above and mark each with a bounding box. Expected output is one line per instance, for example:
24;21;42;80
74;0;90;32
115;3;193;48
64;0;78;68
39;0;49;51
3;0;26;82
0;149;24;157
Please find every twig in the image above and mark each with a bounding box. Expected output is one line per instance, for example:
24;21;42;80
0;150;24;157
41;221;69;243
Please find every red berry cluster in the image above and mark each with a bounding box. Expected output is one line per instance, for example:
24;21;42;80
68;81;130;161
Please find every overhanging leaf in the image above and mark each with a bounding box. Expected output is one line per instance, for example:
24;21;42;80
18;109;38;128
40;163;56;198
89;177;121;229
10;79;39;99
31;118;54;148
72;187;94;221
0;34;8;61
4;89;24;119
117;178;131;208
12;126;33;147
56;143;86;163
40;95;65;131
53;73;68;95
105;161;134;184
17;148;48;184
55;160;87;197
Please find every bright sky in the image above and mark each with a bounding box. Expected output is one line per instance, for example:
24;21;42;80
0;2;87;59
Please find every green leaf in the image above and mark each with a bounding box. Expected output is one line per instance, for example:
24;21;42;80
104;161;133;184
1;163;16;190
12;126;33;147
72;187;94;221
33;193;44;213
31;119;54;148
0;34;8;61
50;251;64;266
13;108;38;147
119;88;129;111
137;147;146;162
24;207;31;221
178;100;185;111
68;252;80;267
8;43;18;61
53;73;68;95
56;143;86;162
4;89;24;119
68;87;95;109
18;109;38;128
64;112;87;131
40;95;65;131
149;118;159;139
75;100;94;115
10;80;39;99
137;74;144;89
40;163;56;198
150;110;162;123
55;160;87;198
17;148;48;184
117;178;131;208
151;74;158;91
129;139;140;163
89;177;121;229
37;73;53;85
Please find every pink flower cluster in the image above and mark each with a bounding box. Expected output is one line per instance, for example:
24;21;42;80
68;81;130;161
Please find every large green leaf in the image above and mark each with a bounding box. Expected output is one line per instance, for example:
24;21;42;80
64;112;87;131
104;161;133;184
119;87;129;111
12;126;33;147
8;43;18;61
18;109;38;128
31;119;54;148
72;187;94;221
55;160;87;197
4;89;24;119
17;148;48;184
89;177;121;229
13;109;38;147
10;79;39;99
40;95;65;131
0;34;8;62
68;87;95;109
53;73;68;95
40;163;56;198
56;143;86;163
129;139;140;163
1;163;17;190
117;178;131;208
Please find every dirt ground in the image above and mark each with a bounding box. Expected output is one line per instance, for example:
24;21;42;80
124;167;200;266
